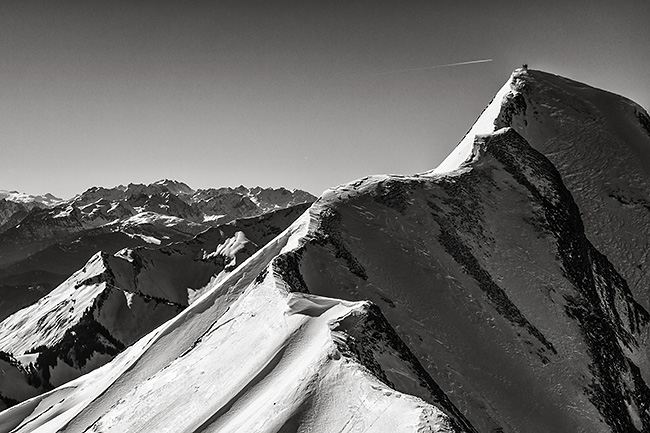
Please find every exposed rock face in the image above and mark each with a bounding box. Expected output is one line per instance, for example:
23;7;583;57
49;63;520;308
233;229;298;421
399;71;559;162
0;200;31;233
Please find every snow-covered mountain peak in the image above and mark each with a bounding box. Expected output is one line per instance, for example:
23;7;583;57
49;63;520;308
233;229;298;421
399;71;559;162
63;181;316;227
436;68;650;175
432;68;650;313
0;190;62;208
72;181;193;206
150;179;195;195
71;186;128;206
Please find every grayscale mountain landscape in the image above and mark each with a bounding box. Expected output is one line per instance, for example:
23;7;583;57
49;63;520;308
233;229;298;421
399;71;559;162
1;68;650;432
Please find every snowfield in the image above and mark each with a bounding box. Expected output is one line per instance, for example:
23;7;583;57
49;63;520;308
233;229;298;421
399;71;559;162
0;212;470;433
0;202;313;409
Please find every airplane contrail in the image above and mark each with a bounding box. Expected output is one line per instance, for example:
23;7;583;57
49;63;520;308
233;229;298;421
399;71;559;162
372;58;493;75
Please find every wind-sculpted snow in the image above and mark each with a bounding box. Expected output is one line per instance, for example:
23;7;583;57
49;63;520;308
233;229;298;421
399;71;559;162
0;204;313;408
0;211;472;433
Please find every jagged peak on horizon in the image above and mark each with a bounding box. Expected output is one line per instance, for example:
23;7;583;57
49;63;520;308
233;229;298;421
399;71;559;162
0;189;63;207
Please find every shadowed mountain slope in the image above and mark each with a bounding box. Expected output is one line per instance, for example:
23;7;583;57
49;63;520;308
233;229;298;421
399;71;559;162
437;68;650;311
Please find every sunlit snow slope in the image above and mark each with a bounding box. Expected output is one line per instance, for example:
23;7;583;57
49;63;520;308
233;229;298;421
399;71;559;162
0;203;311;408
0;212;474;433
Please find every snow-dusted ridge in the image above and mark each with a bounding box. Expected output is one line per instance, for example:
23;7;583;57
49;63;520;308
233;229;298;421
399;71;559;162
435;68;650;312
0;210;474;432
0;191;62;233
0;191;62;208
67;180;316;226
0;203;313;407
0;251;184;402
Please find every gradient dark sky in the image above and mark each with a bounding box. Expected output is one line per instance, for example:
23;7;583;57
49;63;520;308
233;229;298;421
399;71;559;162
2;0;649;198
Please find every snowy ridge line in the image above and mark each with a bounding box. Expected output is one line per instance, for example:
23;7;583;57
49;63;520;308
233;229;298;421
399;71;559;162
0;203;314;410
0;209;312;431
432;73;515;174
0;193;474;431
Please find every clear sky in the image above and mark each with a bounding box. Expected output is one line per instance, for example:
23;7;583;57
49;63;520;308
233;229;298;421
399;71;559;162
2;0;649;199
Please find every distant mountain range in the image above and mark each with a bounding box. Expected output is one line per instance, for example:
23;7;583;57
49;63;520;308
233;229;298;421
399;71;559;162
0;182;315;322
1;69;650;432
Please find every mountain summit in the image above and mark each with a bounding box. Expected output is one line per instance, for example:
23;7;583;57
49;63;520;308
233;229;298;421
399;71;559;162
1;70;650;432
436;68;650;311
